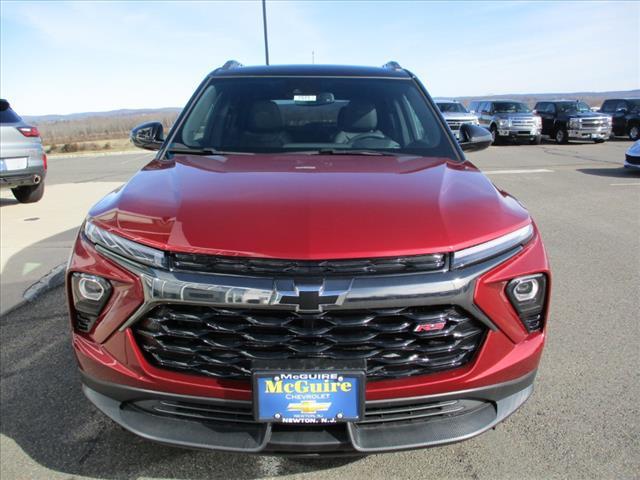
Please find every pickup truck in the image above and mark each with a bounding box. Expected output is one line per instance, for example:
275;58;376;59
435;99;479;140
470;100;541;145
600;98;640;141
534;100;612;144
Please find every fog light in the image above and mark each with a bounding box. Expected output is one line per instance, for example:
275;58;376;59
71;273;112;332
512;278;539;302
78;276;106;301
506;274;547;332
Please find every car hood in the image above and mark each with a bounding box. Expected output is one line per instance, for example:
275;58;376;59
89;154;530;259
627;140;640;156
441;112;477;120
494;112;535;119
566;112;610;119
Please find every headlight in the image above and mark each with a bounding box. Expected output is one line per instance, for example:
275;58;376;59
83;220;167;269
498;118;510;128
473;116;480;126
452;223;534;269
569;118;581;128
534;116;542;126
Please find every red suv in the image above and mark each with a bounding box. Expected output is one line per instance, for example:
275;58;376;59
67;61;550;455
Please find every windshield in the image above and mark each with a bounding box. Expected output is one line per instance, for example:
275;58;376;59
493;102;531;113
171;77;456;158
0;108;22;124
436;102;467;113
556;101;592;113
627;100;640;111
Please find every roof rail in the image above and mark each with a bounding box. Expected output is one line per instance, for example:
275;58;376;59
220;60;243;70
382;61;402;70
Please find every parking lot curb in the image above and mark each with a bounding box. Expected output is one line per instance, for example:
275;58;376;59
48;149;142;160
4;263;68;316
24;262;66;301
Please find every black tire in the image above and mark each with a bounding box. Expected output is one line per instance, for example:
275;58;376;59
629;125;640;141
554;127;568;144
11;182;45;203
594;138;606;144
490;125;499;145
530;135;542;145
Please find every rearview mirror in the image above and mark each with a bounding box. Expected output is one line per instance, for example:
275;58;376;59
131;122;164;151
459;124;492;153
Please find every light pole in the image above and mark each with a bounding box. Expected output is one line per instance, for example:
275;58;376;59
262;0;270;65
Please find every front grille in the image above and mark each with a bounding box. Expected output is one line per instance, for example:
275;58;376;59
135;399;255;424
445;119;475;130
169;252;446;276
131;397;486;426
511;119;535;128
580;118;607;128
361;398;484;424
134;304;486;380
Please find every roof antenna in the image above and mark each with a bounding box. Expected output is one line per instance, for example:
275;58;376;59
262;0;270;65
312;50;315;64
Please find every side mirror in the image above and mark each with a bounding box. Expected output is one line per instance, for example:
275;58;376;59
616;107;628;114
459;124;492;153
131;122;164;151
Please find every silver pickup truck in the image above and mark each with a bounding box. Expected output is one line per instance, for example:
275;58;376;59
434;99;479;140
469;100;542;145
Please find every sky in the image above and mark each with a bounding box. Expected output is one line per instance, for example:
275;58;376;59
1;0;638;116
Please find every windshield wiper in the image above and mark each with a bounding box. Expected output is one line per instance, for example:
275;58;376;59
167;147;254;156
303;149;397;156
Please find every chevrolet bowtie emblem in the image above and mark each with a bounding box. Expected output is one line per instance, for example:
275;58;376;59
287;400;332;414
276;280;352;312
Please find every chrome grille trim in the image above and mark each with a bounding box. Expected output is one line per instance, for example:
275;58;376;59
98;245;524;334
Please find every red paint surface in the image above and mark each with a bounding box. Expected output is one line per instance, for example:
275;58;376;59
89;154;530;259
68;154;550;401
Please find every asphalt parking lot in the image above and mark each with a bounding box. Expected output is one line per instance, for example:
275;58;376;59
1;140;638;479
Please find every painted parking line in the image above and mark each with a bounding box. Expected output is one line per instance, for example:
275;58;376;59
609;182;640;186
483;169;554;175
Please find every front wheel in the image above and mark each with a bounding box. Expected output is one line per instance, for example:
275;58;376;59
530;135;542;145
594;138;606;144
12;182;45;203
555;127;568;144
490;125;499;145
629;125;640;141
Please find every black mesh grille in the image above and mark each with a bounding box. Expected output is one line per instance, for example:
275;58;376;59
131;397;486;426
133;304;485;380
169;252;446;276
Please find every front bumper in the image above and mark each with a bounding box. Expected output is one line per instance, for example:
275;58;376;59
567;127;611;140
82;370;535;454
624;154;640;169
497;128;541;139
68;224;550;454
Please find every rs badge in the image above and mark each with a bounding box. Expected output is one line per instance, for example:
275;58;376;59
414;321;447;333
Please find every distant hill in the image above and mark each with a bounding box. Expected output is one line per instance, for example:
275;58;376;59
452;89;640;108
23;107;182;124
26;108;182;146
25;88;640;146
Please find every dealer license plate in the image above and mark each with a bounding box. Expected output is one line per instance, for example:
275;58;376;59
254;370;364;424
0;157;28;172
